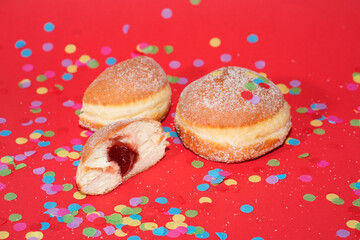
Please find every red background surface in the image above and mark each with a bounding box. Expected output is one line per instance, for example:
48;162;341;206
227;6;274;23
1;0;360;239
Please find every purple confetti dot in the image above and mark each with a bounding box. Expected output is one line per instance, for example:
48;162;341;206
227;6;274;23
13;222;27;231
266;175;279;184
22;64;34;72
173;138;182;144
67;222;80;229
314;103;327;110
46;208;59;216
35;117;47;123
44;70;55;78
31;101;42;107
93;230;102;237
0;118;6;124
27;238;40;240
21;120;33;126
250;94;260;104
63;100;75;107
123;24;130;34
129;197;143;207
171;112;176;118
336;229;350;238
193;59;204;67
42;43;53;52
43;153;55;160
203;175;216;182
73;217;83;225
219;170;231;177
61;59;72;67
51;185;63;192
255;60;266;69
346;83;358;91
14;154;27;161
0;165;8;171
46;189;57;195
0;182;6;191
169;60;181;69
178;77;188;85
104;226;115;235
100;46;112;55
33;167;46;175
220;53;232;63
25;150;36;156
289;80;301;87
41;184;53;191
161;8;173;19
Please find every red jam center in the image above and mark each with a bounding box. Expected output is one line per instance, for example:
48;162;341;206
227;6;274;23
108;142;138;176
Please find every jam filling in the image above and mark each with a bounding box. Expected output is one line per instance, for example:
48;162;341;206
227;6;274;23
108;142;138;176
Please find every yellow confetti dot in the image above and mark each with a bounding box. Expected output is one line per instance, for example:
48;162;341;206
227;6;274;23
224;179;237;186
67;65;77;73
259;72;267;77
1;156;13;163
79;54;91;63
73;191;86;200
57;150;69;157
211;70;223;76
209;37;221;47
199;197;212;203
29;132;42;139
143;222;158;230
36;87;48;95
114;205;127;212
128;219;141;227
68;152;80;159
245;71;258;77
326;193;339;201
346;220;359;229
114;229;127;237
166;222;177;230
80;130;91;137
15;137;28;145
248;175;261;183
172;214;186;222
87;211;100;217
0;231;9;239
25;231;43;239
353;74;360;83
65;44;76;54
277;84;289;94
310;120;323;127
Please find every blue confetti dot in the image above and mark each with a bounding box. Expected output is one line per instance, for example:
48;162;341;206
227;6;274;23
129;214;141;220
73;160;80;167
316;115;326;121
56;216;64;222
240;204;254;213
115;224;125;229
38;141;50;147
168;207;181;215
68;203;81;212
169;131;178;137
155;197;168;204
34;129;44;134
62;73;73;81
215;232;227;240
153;227;168;236
127;236;141;240
287;138;300;146
196;231;210;239
251;238;264;240
0;130;12;136
187;226;196;234
43;175;55;184
21;48;32;57
253;78;265;85
247;34;259;43
354;182;360;189
44;22;55;32
106;57;117;65
211;178;224;185
197;183;210;191
40;222;50;230
72;145;83;151
162;127;171;133
208;169;222;177
277;174;287;180
15;40;26;48
44;201;57;209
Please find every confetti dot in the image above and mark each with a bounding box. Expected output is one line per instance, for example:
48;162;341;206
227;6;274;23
298;153;309;158
114;229;127;237
266;175;279;184
336;229;350;238
36;75;47;82
248;175;261;183
277;84;289;94
267;159;280;166
191;160;204;168
299;175;312;182
73;191;86;200
42;43;53;52
169;60;181;69
0;231;9;239
240;204;253;213
254;60;265;69
209;37;221;47
215;232;227;240
4;192;17;201
199;197;212;203
224;179;237;186
88;59;99;69
62;73;73;81
185;210;198;218
346;220;359;229
0;130;11;136
220;53;232;63
190;0;201;5
313;128;325;135
15;137;28;144
9;214;22;222
193;59;204;67
106;57;117;66
100;46;112;55
310;120;323;127
350;119;360;127
290;80;301;87
21;49;32;58
83;227;97;237
65;44;76;54
36;87;48;95
15;40;26;48
161;8;173;19
247;34;258;43
289;87;302;95
303;194;316;202
67;65;77;73
178;77;188;85
331;197;344;205
197;184;210;191
352;199;360;207
346;83;358;91
13;222;26;231
164;45;174;54
296;107;308;114
44;22;55;32
22;64;34;72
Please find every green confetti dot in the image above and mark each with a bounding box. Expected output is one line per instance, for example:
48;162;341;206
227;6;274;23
120;207;133;215
0;169;11;176
313;128;325;135
298;153;309;158
36;75;47;82
43;131;55;137
142;45;159;54
303;194;316;202
331;197;344;205
83;227;97;237
190;0;201;4
75;110;82;115
164;45;174;54
290;87;301;94
356;223;360;231
244;82;257;90
132;207;142;215
350;119;360;127
296;107;308;114
30;109;42;114
62;214;74;223
62;183;73;191
83;206;96;213
108;213;122;222
140;196;149;205
191;160;204;168
267;159;280;166
185;210;198;218
88;59;99;69
4;192;17;201
43;171;55;177
257;75;269;83
55;84;64;91
54;148;66;154
14;163;27;170
71;210;79;216
352;199;360;207
194;226;205;235
9;214;22;222
139;223;147;231
167;75;179;83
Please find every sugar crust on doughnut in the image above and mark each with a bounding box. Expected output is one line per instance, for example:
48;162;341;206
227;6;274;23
79;56;171;131
76;118;168;195
175;67;292;163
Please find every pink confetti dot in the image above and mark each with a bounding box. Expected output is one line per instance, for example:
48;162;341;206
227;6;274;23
51;185;64;192
55;156;68;162
299;175;312;182
346;83;358;91
0;182;6;191
13;222;27;231
57;208;71;216
316;160;329;167
87;213;100;222
100;46;112;55
167;229;180;238
354;189;360;196
70;138;82;145
22;64;34;72
176;226;188;234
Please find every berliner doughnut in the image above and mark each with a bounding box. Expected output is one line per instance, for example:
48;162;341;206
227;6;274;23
175;67;292;163
79;56;172;131
76;118;168;195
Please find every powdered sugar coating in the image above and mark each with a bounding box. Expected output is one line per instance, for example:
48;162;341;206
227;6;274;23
83;56;168;105
177;67;285;128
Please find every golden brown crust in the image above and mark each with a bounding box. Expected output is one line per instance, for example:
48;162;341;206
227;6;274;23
83;56;169;105
177;67;285;128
